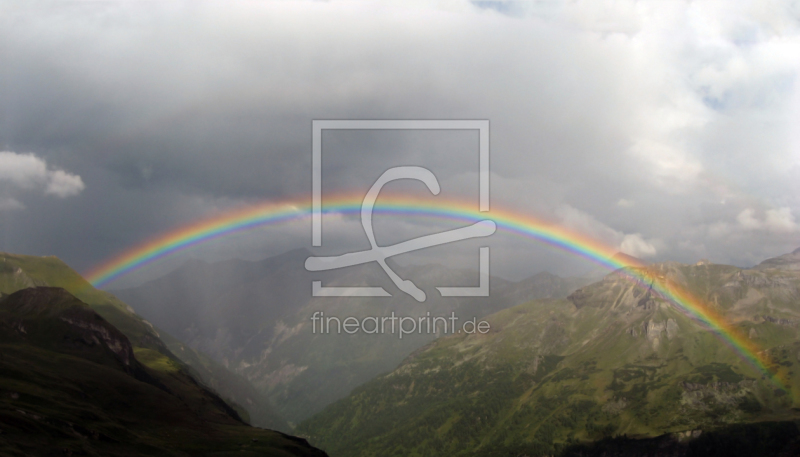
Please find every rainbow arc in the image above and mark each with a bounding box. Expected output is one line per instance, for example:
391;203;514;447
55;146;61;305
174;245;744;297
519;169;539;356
84;193;791;393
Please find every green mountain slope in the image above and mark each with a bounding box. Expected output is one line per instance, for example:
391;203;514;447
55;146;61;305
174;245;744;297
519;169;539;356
0;287;326;457
0;253;167;353
0;252;288;431
298;259;800;457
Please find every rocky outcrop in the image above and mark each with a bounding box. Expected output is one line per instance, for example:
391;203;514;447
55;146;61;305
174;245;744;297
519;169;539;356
0;287;137;371
0;260;48;290
638;318;679;349
666;318;679;339
644;320;667;341
680;380;753;392
59;316;134;366
763;315;797;327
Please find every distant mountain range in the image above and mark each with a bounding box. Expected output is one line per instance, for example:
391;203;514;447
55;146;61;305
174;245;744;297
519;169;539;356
755;247;800;271
114;248;594;424
0;252;325;456
4;247;800;456
296;250;800;456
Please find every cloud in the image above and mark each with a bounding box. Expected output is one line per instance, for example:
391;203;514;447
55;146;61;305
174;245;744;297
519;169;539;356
556;205;622;246
737;207;798;233
0;152;85;208
707;221;731;239
629;139;705;192
620;233;658;258
0;1;798;280
765;208;797;232
736;208;762;230
45;169;86;198
557;205;658;258
0;152;49;190
0;197;24;211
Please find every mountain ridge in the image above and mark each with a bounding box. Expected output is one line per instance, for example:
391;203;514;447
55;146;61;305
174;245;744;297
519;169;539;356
0;286;327;456
114;249;593;423
755;247;800;271
0;252;289;432
297;252;800;456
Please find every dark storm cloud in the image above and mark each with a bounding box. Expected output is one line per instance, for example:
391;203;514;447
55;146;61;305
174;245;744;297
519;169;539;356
1;1;799;283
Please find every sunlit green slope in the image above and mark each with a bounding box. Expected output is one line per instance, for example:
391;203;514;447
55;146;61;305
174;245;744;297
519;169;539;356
299;260;800;457
0;252;168;353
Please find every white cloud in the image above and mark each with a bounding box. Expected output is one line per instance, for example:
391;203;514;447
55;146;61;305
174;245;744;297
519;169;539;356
764;207;798;232
0;152;48;189
557;205;658;258
0;152;85;209
629;139;705;191
736;207;797;233
620;233;658;258
556;205;622;246
736;208;762;229
45;169;86;198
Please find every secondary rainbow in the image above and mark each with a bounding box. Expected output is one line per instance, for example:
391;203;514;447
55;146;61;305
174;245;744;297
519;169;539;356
84;193;789;391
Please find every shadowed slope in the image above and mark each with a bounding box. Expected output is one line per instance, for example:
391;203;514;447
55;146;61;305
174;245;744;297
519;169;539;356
0;287;327;457
0;252;289;432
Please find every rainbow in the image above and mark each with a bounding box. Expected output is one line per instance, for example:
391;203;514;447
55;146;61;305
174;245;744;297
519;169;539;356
85;193;628;287
84;193;790;392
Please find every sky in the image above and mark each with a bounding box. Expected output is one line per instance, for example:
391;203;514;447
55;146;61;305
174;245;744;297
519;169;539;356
1;0;800;287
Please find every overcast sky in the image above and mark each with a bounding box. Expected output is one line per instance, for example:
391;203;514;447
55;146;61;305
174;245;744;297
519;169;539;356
2;0;800;287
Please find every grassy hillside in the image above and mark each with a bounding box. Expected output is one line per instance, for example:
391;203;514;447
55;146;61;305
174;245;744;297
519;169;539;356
0;252;170;354
0;252;288;431
298;261;800;457
0;287;326;456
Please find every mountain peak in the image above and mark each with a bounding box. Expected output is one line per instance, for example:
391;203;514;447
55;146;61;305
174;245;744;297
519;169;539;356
1;286;86;316
755;247;800;271
611;252;647;268
0;287;138;369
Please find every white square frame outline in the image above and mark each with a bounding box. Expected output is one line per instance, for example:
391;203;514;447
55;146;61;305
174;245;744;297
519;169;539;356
311;120;490;298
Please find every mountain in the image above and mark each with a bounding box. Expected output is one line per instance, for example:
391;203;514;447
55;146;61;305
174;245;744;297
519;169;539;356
755;247;800;271
0;252;172;354
0;287;327;456
579;252;648;280
611;252;648;268
114;249;591;424
156;330;288;431
297;257;800;457
0;252;288;432
495;271;594;304
559;421;800;456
